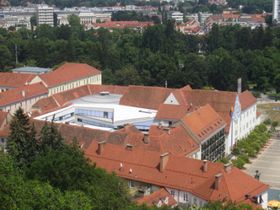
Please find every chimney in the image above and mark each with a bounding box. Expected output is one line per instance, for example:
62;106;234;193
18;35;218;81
224;163;232;173
97;141;106;155
202;160;208;172
21;90;26;98
214;173;222;190
160;152;169;172
237;78;242;94
143;134;149;144
126;144;133;151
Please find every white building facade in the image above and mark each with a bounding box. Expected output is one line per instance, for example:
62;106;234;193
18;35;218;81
36;5;54;26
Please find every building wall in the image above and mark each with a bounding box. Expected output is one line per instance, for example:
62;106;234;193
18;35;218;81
166;188;207;207
226;102;257;155
1;94;47;114
37;5;54;26
48;74;102;96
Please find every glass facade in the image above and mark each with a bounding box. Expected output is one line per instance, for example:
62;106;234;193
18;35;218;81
75;108;113;119
201;129;225;162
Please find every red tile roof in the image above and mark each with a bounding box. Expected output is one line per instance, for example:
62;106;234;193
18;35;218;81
120;86;174;110
149;124;199;156
239;90;257;110
0;72;36;88
93;21;154;29
171;89;256;133
85;142;268;203
137;188;177;207
181;104;226;142
39;63;101;88
0;83;48;107
155;104;189;121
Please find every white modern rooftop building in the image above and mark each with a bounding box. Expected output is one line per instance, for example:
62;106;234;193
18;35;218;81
34;92;157;132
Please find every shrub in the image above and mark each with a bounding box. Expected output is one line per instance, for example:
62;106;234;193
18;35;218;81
233;157;246;169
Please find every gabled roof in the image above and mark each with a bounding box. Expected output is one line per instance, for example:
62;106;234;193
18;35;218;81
137;188;177;207
155;104;189;121
239;90;257;110
85;142;268;203
181;104;226;142
39;63;101;88
170;89;256;133
193;167;268;203
149;125;199;156
120;86;174;110
0;83;48;107
0;72;36;88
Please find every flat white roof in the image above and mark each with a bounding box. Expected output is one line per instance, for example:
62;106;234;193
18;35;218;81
75;103;156;123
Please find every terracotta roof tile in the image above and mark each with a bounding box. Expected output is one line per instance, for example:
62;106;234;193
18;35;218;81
0;83;48;107
149;125;199;156
0;72;36;88
120;86;174;110
137;188;177;207
172;89;256;133
181;104;226;142
85;142;268;203
155;104;188;121
39;63;101;88
239;90;257;110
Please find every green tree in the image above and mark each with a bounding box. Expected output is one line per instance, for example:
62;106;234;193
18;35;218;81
7;108;38;168
115;65;142;85
40;122;64;152
0;45;12;70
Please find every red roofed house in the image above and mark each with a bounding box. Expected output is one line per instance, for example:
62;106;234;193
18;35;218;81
0;83;48;113
0;72;38;92
39;63;102;96
85;141;268;209
163;86;258;155
137;188;177;207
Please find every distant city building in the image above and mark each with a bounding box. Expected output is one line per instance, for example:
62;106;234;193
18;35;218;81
198;12;212;25
36;4;54;26
205;11;267;32
176;18;201;35
273;0;280;22
208;0;227;5
168;11;184;23
92;21;153;31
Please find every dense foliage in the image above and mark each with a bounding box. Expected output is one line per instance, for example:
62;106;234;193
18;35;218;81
2;21;280;92
231;124;270;169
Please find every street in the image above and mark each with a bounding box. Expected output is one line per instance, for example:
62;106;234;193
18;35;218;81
245;138;280;189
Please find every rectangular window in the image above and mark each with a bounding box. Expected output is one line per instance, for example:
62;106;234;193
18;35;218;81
104;112;108;118
183;193;188;201
170;190;175;196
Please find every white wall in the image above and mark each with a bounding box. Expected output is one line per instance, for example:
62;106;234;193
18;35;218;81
166;188;207;207
48;74;101;96
225;98;258;155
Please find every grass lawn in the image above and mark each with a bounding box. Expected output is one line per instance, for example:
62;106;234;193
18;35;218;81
258;103;280;123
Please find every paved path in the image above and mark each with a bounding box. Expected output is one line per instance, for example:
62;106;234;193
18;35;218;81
245;138;280;189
